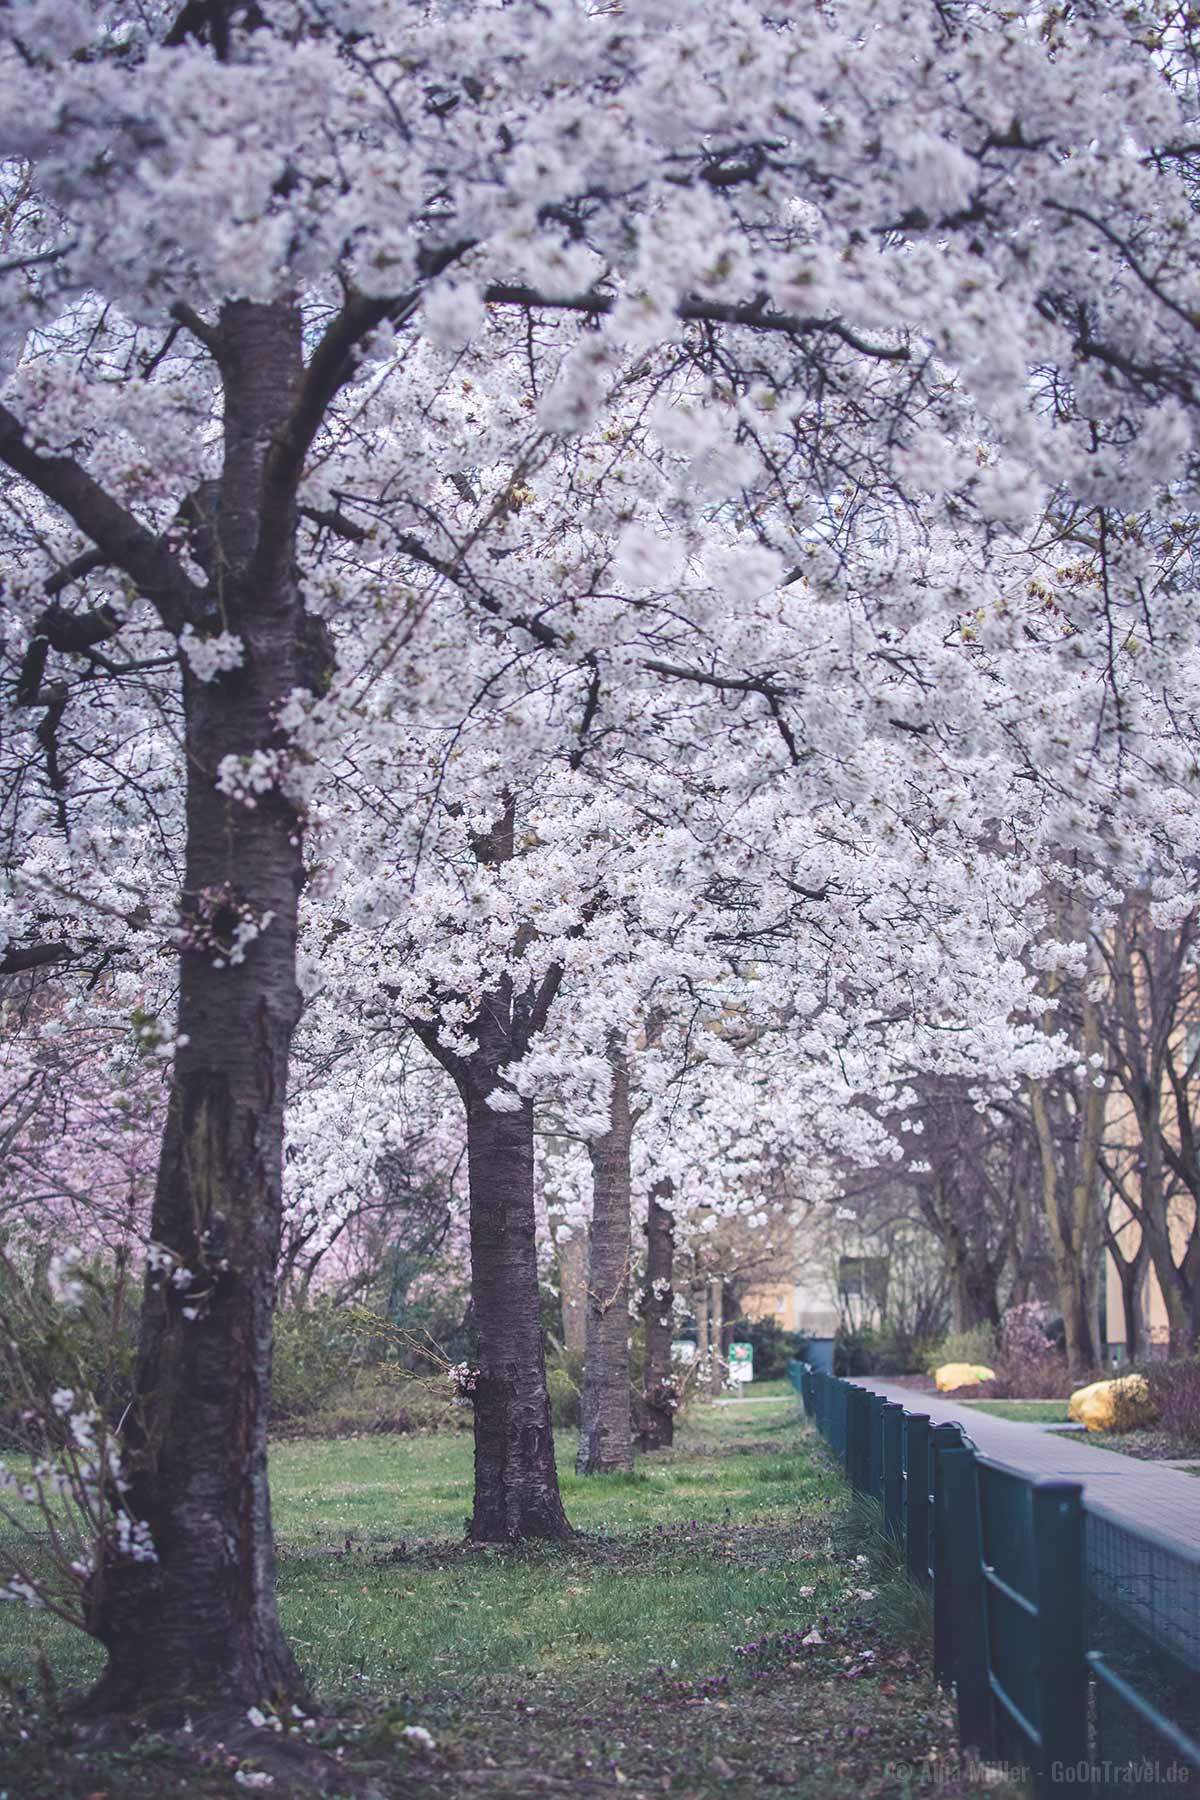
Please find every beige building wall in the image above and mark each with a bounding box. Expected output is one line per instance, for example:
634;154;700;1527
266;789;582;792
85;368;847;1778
741;1269;839;1339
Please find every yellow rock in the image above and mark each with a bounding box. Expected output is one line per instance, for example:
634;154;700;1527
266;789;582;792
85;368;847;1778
934;1362;996;1392
1068;1374;1156;1433
1067;1380;1101;1423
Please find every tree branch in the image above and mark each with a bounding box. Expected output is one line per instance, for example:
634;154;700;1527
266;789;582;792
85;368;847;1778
0;941;78;976
0;404;205;629
483;283;910;362
169;301;226;359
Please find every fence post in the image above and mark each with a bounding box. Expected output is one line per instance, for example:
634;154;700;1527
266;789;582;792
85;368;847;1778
881;1402;904;1541
903;1413;931;1580
1030;1480;1086;1800
868;1392;886;1501
847;1385;869;1490
941;1445;993;1757
931;1421;962;1685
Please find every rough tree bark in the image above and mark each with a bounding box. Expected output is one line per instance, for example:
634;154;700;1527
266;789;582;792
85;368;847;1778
639;1180;676;1451
87;302;323;1710
576;1047;634;1475
461;1076;572;1538
412;802;572;1540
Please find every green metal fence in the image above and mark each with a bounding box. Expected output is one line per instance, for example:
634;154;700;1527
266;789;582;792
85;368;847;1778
787;1361;1200;1798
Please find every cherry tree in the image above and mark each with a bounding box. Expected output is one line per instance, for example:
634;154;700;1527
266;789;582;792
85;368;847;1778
5;0;1200;1719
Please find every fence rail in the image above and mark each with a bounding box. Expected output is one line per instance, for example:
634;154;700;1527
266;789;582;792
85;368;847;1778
787;1360;1200;1799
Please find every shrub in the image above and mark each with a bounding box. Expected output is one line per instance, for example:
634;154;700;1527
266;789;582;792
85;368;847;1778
833;1322;939;1377
729;1316;810;1381
834;1325;878;1376
924;1322;997;1377
272;1366;470;1438
270;1297;363;1422
546;1349;584;1429
991;1303;1068;1400
1141;1359;1200;1444
0;1249;139;1446
0;1245;151;1629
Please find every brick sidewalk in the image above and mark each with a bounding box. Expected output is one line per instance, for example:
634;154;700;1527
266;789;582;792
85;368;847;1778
851;1379;1200;1550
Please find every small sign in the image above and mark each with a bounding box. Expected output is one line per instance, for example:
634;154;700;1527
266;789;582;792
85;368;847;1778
728;1342;754;1383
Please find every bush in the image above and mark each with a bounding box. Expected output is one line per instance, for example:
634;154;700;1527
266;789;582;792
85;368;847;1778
991;1304;1068;1400
272;1366;470;1438
729;1316;810;1382
270;1296;363;1422
833;1325;876;1376
924;1322;997;1378
836;1323;934;1377
1141;1359;1200;1444
0;1250;140;1447
546;1349;584;1429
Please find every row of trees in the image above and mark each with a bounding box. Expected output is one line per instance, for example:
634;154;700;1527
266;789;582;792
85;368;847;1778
5;0;1200;1724
838;887;1200;1375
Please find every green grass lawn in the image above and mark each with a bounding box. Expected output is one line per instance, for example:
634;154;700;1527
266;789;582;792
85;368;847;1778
0;1396;1013;1799
715;1376;794;1399
964;1399;1069;1423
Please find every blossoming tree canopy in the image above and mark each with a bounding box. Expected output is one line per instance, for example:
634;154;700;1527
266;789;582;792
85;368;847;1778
5;0;1200;1720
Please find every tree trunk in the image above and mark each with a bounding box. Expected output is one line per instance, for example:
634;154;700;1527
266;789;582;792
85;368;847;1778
694;1279;710;1384
639;1181;676;1451
555;1225;589;1359
577;1050;634;1475
721;1282;737;1358
1029;1081;1101;1379
944;1215;1000;1334
707;1277;724;1396
462;1079;572;1538
1111;1232;1148;1363
91;302;316;1713
412;798;573;1539
542;1128;588;1358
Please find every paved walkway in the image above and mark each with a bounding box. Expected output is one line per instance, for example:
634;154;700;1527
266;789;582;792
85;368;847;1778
849;1379;1200;1554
